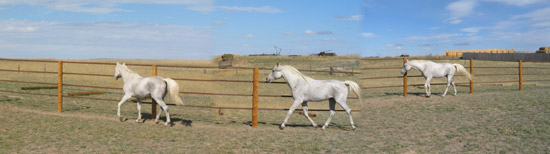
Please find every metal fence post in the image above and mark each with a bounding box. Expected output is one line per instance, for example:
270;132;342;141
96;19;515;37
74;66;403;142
152;65;157;117
252;67;259;128
470;59;474;94
403;58;407;97
57;61;63;113
519;60;523;91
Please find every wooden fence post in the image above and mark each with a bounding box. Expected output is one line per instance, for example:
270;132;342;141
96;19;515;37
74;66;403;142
470;59;474;94
57;61;63;113
403;58;407;97
519;60;523;91
152;65;157;117
252;67;259;128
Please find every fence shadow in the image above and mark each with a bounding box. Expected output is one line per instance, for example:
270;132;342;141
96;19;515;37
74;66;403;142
384;92;442;97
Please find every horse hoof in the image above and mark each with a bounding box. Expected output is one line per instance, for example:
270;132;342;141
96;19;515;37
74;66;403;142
118;117;126;122
279;125;285;130
314;125;318;129
135;119;141;123
155;121;159;124
321;126;326;130
352;126;357;131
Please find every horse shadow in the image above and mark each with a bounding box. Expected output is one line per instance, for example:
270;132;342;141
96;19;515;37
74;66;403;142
140;113;193;127
384;92;442;97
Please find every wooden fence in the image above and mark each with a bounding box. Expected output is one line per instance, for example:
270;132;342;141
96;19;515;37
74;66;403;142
0;58;359;128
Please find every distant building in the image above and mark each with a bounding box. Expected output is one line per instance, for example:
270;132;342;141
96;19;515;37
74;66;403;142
445;49;515;57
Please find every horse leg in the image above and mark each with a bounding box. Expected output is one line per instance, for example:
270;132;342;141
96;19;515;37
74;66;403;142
452;80;457;96
117;94;132;122
155;107;163;124
425;77;432;97
301;101;318;129
136;98;142;122
280;99;302;130
154;98;171;126
337;100;356;131
443;76;452;96
322;99;337;130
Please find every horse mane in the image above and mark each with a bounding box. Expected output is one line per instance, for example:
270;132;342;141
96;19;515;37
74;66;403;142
118;64;140;79
276;65;311;83
410;60;434;64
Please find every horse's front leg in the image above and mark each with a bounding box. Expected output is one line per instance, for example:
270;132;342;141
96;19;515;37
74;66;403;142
280;99;303;130
117;94;132;122
136;98;142;122
301;101;318;129
425;77;433;97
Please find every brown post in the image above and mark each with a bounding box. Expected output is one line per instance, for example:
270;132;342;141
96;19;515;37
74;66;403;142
519;60;523;91
57;61;63;113
252;67;259;128
152;65;157;117
470;59;474;94
403;58;407;97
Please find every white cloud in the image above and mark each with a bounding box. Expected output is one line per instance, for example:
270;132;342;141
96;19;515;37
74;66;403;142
0;19;214;59
281;32;295;36
361;32;375;38
513;7;550;27
444;0;478;24
212;21;223;26
217;5;283;13
244;34;254;38
385;43;404;50
334;15;362;21
304;30;315;36
483;0;546;6
405;33;463;40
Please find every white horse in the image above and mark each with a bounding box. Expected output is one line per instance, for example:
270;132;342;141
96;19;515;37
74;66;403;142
401;60;472;97
114;62;183;125
266;63;362;130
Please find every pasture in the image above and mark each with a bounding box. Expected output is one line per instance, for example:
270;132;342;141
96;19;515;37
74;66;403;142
1;56;550;153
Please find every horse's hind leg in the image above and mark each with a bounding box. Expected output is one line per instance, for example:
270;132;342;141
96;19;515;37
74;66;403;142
154;98;171;126
338;100;356;131
442;76;453;96
322;99;337;130
301;101;318;129
155;107;163;124
452;80;457;96
117;94;132;122
136;98;142;122
280;99;302;130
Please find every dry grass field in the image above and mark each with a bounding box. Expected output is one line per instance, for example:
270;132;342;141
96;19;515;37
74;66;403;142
1;55;550;153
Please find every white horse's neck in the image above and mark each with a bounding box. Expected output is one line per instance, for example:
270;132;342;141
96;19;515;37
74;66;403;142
281;69;310;90
409;61;428;72
119;66;142;83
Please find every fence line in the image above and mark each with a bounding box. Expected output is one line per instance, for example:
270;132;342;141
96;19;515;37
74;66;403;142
0;58;363;128
361;58;550;96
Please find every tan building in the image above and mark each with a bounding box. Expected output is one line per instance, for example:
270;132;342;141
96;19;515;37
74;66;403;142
445;49;515;57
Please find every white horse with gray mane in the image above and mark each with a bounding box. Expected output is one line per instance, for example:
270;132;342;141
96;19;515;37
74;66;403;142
401;60;472;97
266;63;362;130
114;62;183;125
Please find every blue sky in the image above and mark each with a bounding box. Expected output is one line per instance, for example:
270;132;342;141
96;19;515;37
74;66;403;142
0;0;548;59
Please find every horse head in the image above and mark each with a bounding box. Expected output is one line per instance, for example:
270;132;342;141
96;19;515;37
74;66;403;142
266;63;283;83
401;60;411;74
114;62;126;80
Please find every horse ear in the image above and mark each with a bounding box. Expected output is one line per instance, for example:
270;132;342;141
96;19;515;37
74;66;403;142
116;62;120;66
122;62;126;66
276;62;280;67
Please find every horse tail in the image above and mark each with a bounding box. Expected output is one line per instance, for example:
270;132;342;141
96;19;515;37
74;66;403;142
163;78;184;105
343;80;362;103
453;64;472;80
